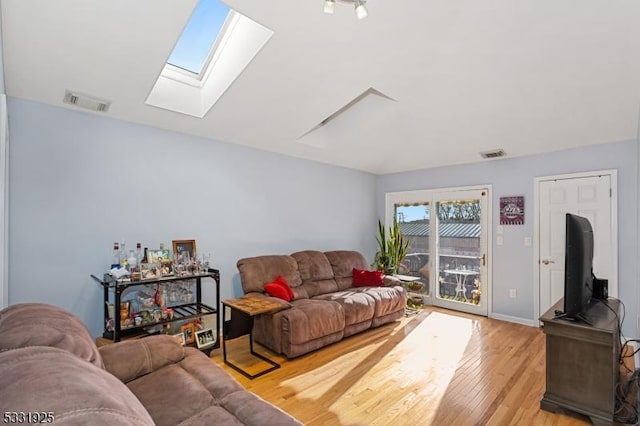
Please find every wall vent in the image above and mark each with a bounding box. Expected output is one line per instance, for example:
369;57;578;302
63;90;111;113
480;149;506;159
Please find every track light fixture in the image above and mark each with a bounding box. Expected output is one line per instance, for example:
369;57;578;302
323;0;368;19
354;0;368;19
323;0;336;14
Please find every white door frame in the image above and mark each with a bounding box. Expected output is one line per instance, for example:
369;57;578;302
386;184;493;317
533;169;618;322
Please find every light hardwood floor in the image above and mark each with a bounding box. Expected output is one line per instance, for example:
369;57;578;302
210;307;596;425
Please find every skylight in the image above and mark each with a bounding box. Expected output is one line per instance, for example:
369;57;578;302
167;0;230;75
146;1;274;118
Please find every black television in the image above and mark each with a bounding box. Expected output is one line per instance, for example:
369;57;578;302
560;213;594;324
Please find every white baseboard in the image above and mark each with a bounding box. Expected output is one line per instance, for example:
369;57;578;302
489;313;539;327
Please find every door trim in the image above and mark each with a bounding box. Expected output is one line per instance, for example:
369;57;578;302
385;184;493;317
533;169;618;323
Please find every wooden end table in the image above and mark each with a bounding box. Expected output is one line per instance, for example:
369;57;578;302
221;296;284;379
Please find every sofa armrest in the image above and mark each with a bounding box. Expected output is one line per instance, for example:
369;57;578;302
99;334;186;383
245;292;292;310
383;275;403;287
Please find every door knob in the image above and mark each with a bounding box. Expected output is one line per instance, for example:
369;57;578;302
541;259;555;265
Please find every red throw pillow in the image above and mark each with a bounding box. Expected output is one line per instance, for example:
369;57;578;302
352;268;384;287
264;276;294;301
274;276;295;300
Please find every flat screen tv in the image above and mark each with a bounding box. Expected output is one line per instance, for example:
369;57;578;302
560;213;594;324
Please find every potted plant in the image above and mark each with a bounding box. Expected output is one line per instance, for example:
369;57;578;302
373;219;409;275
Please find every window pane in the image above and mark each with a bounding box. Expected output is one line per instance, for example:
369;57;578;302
395;203;430;297
168;0;230;74
436;199;482;305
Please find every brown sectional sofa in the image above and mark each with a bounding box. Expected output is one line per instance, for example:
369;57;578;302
0;303;302;426
237;250;406;358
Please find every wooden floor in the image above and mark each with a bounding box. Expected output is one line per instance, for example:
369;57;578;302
209;307;598;425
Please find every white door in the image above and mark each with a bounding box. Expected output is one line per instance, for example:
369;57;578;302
432;189;489;316
537;172;616;317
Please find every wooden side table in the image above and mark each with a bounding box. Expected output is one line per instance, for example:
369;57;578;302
221;296;284;379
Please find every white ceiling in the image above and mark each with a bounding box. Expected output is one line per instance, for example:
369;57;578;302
2;0;640;175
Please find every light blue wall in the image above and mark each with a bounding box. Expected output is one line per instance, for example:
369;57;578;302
376;140;639;336
7;96;639;338
7;97;377;336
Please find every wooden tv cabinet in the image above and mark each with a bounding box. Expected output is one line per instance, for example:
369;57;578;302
539;298;621;426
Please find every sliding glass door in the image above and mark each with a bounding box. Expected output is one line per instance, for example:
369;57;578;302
433;190;488;316
388;187;490;316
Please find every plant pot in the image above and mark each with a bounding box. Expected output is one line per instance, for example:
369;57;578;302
407;282;424;292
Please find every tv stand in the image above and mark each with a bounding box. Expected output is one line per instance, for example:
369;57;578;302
540;298;620;425
552;310;593;326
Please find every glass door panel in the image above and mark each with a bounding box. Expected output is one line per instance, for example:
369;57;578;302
434;190;488;316
394;202;430;303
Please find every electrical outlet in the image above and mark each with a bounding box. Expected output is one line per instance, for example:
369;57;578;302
509;289;517;299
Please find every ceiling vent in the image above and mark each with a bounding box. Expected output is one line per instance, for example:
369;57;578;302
63;90;111;113
480;149;506;159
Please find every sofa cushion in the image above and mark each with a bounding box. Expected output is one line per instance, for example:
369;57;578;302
254;298;343;356
291;250;334;281
237;255;304;298
313;290;375;328
325;251;370;290
358;286;407;319
0;302;103;368
0;347;154;425
99;335;186;383
127;347;301;426
291;250;339;297
280;299;344;345
352;268;384;286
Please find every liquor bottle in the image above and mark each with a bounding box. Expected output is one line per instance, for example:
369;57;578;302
119;241;127;268
127;250;138;271
111;242;120;269
135;243;143;266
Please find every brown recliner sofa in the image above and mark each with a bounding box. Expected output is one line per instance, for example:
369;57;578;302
237;250;406;358
0;303;301;426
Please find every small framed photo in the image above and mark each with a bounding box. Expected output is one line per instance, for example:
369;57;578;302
195;328;216;349
172;240;197;259
171;332;185;346
147;249;170;264
181;323;196;345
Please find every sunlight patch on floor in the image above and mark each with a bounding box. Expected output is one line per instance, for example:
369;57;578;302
334;312;474;425
276;311;475;425
332;313;473;425
280;338;386;398
403;313;474;391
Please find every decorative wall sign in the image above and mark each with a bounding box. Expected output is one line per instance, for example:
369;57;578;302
500;196;525;225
